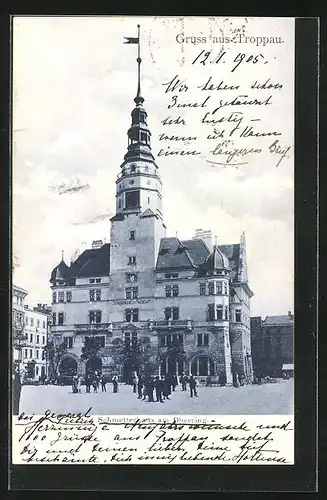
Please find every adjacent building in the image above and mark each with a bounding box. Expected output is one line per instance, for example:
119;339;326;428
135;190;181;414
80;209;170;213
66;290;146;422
12;284;28;364
250;312;294;377
49;42;254;385
22;304;49;381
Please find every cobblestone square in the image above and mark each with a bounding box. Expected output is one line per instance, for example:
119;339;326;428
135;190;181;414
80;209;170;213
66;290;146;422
19;379;293;415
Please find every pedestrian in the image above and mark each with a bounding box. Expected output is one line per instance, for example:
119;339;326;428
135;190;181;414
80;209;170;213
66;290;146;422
101;374;107;392
85;373;91;393
142;379;148;400
72;375;79;394
162;375;171;400
154;375;164;403
112;375;119;393
172;373;178;391
189;375;198;397
137;376;143;399
146;377;155;402
132;373;138;394
180;372;188;391
92;375;98;393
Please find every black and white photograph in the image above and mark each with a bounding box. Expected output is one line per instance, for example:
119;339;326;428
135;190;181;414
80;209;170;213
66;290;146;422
11;16;296;466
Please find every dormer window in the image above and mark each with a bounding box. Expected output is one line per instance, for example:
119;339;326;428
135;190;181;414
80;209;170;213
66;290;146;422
131;165;136;173
141;132;147;143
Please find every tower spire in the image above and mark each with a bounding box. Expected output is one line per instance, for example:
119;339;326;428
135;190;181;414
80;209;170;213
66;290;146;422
135;24;144;106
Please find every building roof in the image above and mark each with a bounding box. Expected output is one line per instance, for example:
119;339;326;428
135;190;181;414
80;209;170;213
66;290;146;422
181;239;210;265
13;284;28;295
263;315;294;326
50;244;110;282
218;244;240;279
156;237;196;270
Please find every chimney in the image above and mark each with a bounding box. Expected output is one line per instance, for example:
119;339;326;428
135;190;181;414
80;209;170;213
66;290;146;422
288;310;293;318
91;240;103;249
193;229;213;251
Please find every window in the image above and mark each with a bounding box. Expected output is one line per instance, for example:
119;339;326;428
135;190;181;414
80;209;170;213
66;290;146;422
197;333;209;347
96;278;101;283
165;273;179;279
31;318;34;326
89;290;95;302
25;317;29;325
126;273;137;283
35;366;39;376
208;282;215;295
172;285;179;297
89;310;102;324
131;165;136;173
200;283;206;295
96;290;101;301
43;321;46;328
52;313;56;326
223;282;228;294
216;305;223;320
42;336;45;344
191;356;215;376
29;334;33;343
58;291;64;303
165;285;172;297
160;333;183;347
224;306;229;320
125;331;138;348
125;308;139;322
164;307;179;320
235;309;242;322
126;287;138;299
125;190;140;209
89;279;95;284
141;132;147;143
24;349;28;358
208;304;215;321
36;349;39;359
58;313;65;326
66;291;72;302
129;230;136;240
29;349;32;358
128;256;136;265
36;335;40;344
216;282;222;294
64;337;73;349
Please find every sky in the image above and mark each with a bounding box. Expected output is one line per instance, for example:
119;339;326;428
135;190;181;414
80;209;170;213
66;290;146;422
12;16;294;316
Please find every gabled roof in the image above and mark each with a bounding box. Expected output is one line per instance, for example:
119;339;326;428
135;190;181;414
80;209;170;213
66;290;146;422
156;237;196;270
140;208;157;218
50;244;110;282
181;239;210;265
218;244;240;280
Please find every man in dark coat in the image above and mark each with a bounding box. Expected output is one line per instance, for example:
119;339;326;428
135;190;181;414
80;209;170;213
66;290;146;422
147;377;155;402
171;373;178;391
189;375;198;397
112;376;119;393
100;374;107;392
162;376;171;400
137;376;143;399
154;376;164;403
85;374;91;393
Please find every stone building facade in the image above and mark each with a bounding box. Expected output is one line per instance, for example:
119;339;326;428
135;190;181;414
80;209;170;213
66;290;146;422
250;312;294;376
22;305;49;381
49;46;254;385
12;284;28;365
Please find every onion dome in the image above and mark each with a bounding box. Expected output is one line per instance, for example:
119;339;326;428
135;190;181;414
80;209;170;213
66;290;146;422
204;245;230;274
50;253;69;284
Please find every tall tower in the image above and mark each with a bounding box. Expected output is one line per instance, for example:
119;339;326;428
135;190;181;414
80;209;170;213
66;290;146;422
110;26;166;310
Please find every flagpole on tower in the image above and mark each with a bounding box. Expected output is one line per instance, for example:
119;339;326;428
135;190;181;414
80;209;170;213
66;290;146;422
136;24;142;101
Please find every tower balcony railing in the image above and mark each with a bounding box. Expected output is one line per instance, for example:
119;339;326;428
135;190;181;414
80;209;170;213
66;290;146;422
149;319;193;331
74;323;113;333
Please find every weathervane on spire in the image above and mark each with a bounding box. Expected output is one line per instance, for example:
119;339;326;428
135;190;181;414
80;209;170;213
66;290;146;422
124;24;144;105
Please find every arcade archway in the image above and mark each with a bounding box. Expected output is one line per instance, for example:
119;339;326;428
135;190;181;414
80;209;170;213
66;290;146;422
160;356;184;376
121;360;139;383
191;356;215;376
59;357;77;377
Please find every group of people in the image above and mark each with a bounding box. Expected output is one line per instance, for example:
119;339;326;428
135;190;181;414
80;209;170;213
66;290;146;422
71;370;199;399
131;372;198;402
72;371;119;394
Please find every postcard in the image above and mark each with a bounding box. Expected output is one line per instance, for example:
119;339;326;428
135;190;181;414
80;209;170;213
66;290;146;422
12;16;295;466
